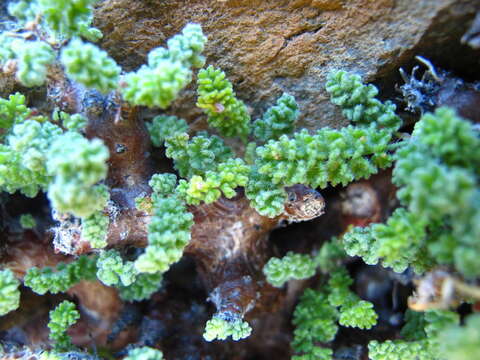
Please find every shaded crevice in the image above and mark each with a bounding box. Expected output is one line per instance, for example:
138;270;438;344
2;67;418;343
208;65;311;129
268;23;325;62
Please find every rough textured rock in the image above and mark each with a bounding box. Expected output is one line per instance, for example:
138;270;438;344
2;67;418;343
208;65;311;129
95;0;480;130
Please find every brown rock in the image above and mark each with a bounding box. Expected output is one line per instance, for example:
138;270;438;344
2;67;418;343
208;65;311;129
94;0;479;130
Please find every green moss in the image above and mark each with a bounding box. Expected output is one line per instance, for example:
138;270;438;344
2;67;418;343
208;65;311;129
118;273;163;302
245;170;286;218
165;132;234;179
48;300;80;351
439;313;480;360
197;66;251;140
149;173;178;197
255;125;392;189
0;269;20;316
203;315;252;342
147;115;188;147
10;0;98;39
0;120;62;197
326;70;401;130
20;213;36;229
121;23;206;108
253;93;299;142
12;40;55;87
343;107;480;278
368;340;431;360
96;250;136;286
368;309;459;360
0;93;31;130
134;195;193;274
292;289;337;359
47;131;109;218
61;38;120;94
124;346;164;360
177;158;249;205
81;211;109;248
263;251;317;288
24;255;97;295
53;110;88;132
343;209;431;273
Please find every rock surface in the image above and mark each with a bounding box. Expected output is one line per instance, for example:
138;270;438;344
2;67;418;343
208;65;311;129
95;0;480;130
